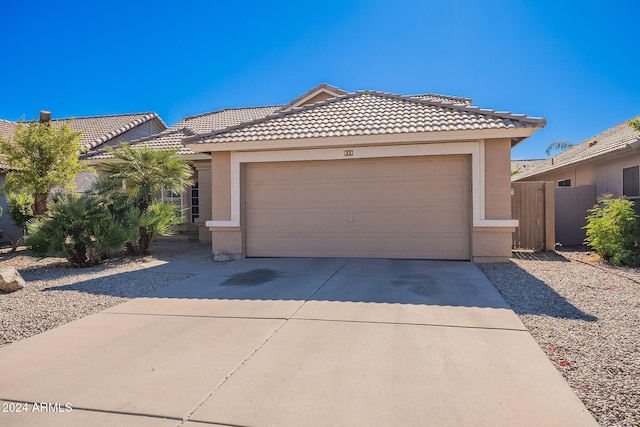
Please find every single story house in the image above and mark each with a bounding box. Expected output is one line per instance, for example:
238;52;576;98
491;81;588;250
513;117;640;245
182;84;546;262
82;105;282;242
0;112;167;242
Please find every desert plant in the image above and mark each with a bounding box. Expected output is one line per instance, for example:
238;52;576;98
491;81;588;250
583;196;640;266
25;194;133;267
98;144;192;255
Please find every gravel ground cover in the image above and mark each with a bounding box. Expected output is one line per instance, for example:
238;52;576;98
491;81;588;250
478;248;640;427
0;241;208;348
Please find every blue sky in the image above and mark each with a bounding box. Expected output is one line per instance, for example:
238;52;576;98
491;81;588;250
1;0;638;159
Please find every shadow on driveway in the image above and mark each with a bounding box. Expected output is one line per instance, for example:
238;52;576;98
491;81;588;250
41;255;598;321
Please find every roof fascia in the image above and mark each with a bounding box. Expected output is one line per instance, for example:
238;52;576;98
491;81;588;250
186;127;538;153
279;83;347;112
512;144;638;181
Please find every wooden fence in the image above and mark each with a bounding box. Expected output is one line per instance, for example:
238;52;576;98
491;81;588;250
511;181;555;251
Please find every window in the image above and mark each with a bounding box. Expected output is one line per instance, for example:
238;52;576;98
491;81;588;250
191;182;199;223
557;179;571;187
161;187;184;222
623;166;640;197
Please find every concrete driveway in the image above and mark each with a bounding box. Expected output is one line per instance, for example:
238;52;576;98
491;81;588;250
0;254;597;426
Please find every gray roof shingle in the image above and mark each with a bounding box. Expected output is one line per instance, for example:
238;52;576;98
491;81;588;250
186;91;545;145
513;117;640;180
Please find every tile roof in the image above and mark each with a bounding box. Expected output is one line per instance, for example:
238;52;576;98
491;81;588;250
510;159;545;177
513;117;640;180
279;83;348;111
0;119;16;140
54;113;166;150
409;94;473;105
0;113;166;151
83;106;281;160
186;90;545;145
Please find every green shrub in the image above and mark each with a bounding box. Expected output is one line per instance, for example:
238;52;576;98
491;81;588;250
25;194;133;267
584;196;640;266
6;192;34;232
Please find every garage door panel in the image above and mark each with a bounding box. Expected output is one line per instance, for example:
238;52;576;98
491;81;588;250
246;156;470;260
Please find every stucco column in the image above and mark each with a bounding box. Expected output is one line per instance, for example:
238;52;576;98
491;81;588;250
209;152;243;256
192;160;212;242
473;138;516;262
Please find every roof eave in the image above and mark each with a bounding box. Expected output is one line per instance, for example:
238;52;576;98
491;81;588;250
512;144;635;181
186;127;540;153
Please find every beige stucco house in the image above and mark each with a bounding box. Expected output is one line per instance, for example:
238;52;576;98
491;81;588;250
512;117;640;246
513;117;640;197
0;113;167;242
82;105;281;242
183;84;546;262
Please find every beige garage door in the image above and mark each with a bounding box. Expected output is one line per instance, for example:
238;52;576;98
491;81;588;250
245;155;471;259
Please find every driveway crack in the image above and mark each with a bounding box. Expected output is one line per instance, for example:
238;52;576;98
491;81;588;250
179;258;352;425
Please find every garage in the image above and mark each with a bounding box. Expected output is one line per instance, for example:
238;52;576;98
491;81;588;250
245;155;471;259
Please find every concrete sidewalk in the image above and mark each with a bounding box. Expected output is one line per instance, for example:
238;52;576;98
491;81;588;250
0;254;597;426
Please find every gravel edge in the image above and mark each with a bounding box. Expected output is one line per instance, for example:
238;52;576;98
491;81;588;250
477;250;640;427
0;241;208;348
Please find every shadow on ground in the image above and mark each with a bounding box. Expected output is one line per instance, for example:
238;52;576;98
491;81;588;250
477;255;597;322
32;254;598;320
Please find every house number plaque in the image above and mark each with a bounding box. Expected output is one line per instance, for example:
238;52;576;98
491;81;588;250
344;149;354;157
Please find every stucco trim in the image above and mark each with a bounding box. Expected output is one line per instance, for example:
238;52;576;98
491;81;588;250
205;140;514;229
190;128;537;153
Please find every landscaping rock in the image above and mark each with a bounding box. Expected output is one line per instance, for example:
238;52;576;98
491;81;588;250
0;267;26;293
213;250;232;262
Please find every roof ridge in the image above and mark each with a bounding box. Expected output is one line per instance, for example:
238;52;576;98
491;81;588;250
181;105;282;122
185;90;546;145
50;112;158;121
367;90;546;126
184;92;360;144
80;113;162;150
514;115;640;180
408;93;473;104
81;127;196;160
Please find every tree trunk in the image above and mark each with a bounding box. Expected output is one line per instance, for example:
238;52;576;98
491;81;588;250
33;193;48;216
139;226;152;255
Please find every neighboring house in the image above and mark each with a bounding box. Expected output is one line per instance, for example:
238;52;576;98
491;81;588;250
183;84;546;262
511;159;545;176
0;113;167;242
513;116;640;194
513;116;640;245
82;105;282;242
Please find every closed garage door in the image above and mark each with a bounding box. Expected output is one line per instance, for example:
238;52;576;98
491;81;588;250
245;155;471;259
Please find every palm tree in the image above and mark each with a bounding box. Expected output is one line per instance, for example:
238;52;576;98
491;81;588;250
545;140;573;156
99;144;193;255
26;194;131;267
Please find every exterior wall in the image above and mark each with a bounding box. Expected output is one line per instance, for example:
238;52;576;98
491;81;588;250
483;138;511;219
206;137;517;262
103;119;166;148
473;138;515;261
517;151;640;198
0;174;23;243
193;160;212;242
210;152;241;254
302;92;336;106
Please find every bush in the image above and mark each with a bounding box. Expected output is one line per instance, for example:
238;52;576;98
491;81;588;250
584;196;640;266
89;176;181;255
25;194;133;267
7;192;34;232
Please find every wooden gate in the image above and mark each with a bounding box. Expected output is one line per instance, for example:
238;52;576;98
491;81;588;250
511;181;555;251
